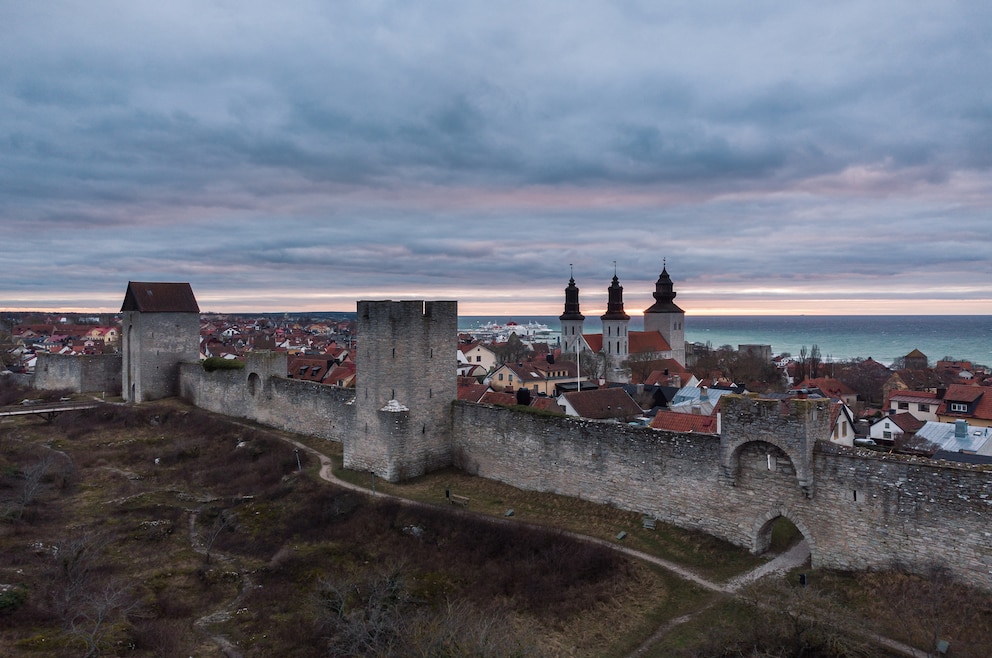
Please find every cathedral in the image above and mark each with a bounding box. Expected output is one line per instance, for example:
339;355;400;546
559;266;686;382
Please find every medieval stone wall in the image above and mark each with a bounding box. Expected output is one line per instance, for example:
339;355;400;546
34;353;122;395
450;400;992;590
179;352;355;442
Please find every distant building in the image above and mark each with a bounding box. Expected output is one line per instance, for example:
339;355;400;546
558;265;687;383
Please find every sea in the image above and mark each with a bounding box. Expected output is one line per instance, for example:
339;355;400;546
458;315;992;367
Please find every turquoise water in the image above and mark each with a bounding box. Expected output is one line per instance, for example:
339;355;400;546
459;315;992;367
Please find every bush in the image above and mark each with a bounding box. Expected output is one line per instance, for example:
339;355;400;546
202;357;244;372
0;584;28;614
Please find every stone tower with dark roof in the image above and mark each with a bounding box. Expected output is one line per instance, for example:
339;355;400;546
559;269;585;356
121;281;201;403
600;270;630;378
643;265;686;366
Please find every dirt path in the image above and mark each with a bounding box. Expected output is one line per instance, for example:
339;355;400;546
282;436;929;658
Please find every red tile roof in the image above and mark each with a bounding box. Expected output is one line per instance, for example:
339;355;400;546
561;388;642;420
650;411;718;434
479;391;517;406
628;331;672;353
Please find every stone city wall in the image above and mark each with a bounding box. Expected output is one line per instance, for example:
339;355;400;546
450;400;992;589
179;352;355;442
34;353;122;395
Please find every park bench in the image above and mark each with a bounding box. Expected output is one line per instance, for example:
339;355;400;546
449;493;470;507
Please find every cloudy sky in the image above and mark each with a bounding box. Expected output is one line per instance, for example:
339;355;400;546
3;2;991;316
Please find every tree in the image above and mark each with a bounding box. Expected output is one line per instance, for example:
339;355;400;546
492;334;529;366
579;350;607;381
621;351;661;383
808;344;822;379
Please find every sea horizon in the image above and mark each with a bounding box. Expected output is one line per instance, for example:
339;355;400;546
457;314;992;368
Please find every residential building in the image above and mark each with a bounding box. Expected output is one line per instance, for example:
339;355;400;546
936;384;992;428
883;390;940;422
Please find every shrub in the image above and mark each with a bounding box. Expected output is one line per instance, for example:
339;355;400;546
202;357;244;372
0;584;28;614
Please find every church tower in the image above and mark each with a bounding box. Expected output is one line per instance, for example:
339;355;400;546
600;268;630;378
643;264;686;366
559;267;585;356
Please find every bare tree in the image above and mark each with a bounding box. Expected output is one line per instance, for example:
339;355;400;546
12;452;55;521
203;508;231;564
68;581;140;658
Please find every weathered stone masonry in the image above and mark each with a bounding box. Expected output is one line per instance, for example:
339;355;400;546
451;396;992;589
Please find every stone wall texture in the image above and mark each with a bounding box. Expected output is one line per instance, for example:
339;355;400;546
179;352;355;442
349;300;457;481
122;311;200;402
34;353;122;395
450;399;992;589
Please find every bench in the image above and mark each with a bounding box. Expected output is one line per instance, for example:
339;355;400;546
449;494;470;508
642;516;657;530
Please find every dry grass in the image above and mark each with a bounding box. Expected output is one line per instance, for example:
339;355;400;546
0;398;689;657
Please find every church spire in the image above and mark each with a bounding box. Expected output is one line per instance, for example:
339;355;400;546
600;265;629;321
559;264;585;322
644;262;684;314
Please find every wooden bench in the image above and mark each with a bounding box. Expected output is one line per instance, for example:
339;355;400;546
449;494;470;508
642;516;657;530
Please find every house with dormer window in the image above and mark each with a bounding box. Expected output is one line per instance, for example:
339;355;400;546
936;384;992;428
489;358;584;396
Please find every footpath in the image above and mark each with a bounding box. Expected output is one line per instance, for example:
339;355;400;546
284;436;928;658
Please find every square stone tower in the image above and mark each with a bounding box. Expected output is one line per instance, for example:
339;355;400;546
348;300;457;481
121;282;200;403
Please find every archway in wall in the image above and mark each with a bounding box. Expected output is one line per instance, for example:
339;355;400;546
729;440;799;486
751;509;815;559
247;372;261;397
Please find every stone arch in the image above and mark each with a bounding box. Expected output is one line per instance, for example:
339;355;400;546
720;436;814;497
751;507;816;558
247;372;261;397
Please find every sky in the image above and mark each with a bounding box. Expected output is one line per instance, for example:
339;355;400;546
2;2;991;316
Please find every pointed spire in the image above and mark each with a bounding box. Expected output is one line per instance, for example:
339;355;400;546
601;269;630;321
559;264;584;321
645;262;684;314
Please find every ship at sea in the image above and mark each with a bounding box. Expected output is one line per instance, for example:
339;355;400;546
463;320;558;344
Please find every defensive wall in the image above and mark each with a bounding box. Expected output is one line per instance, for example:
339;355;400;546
452;396;992;589
179;351;356;442
34;353;122;395
24;292;992;590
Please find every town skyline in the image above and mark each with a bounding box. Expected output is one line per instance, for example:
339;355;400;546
3;3;991;316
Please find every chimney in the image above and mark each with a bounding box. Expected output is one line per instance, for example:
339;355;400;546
955;419;968;439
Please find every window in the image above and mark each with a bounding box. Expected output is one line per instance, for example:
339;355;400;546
498;373;503;381
918;403;928;412
476;356;481;362
883;431;892;439
898;402;909;410
950;402;968;413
